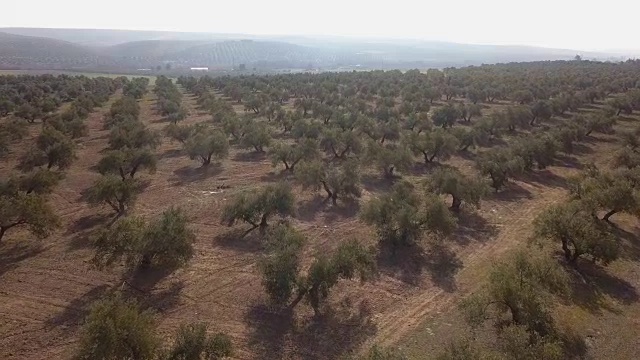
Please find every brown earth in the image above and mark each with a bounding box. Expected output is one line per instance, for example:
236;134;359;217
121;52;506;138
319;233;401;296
1;90;639;360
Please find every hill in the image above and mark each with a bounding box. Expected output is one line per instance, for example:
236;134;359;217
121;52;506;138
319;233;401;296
0;28;628;71
0;31;100;69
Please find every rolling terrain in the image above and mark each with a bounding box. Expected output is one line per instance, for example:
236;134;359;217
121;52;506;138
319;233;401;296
0;27;626;72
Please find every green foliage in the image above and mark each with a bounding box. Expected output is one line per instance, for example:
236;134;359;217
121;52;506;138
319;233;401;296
406;128;459;164
428;167;488;211
431;103;461;128
104;96;140;129
476;148;524;191
0;191;59;242
75;295;158;360
361;182;456;252
511;134;559;170
1;168;64;195
320;127;363;159
366;141;414;177
569;167;640;220
165;123;199;144
108;119;160;150
86;176;143;215
93;207;195;270
295;159;361;205
97;148;157;180
221;183;295;234
239;121;271;153
269;138;319;171
260;225;306;305
165;323;233;360
184;126;229;165
529;100;553;125
461;250;568;336
260;225;375;315
21;127;76;170
533;202;619;264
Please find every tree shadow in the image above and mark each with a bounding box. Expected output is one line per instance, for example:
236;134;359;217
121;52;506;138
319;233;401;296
563;260;639;315
376;241;462;291
245;304;294;360
571;143;594;156
452;210;499;245
44;284;111;331
245;299;376;360
610;225;640;261
0;242;44;277
554;154;583;169
361;174;394;193
66;213;112;251
232;151;267;162
296;195;328;222
170;163;223;185
259;170;291;183
294;300;377;359
489;182;533;202
126;266;180;293
423;242;463;292
213;228;265;253
140;281;186;313
324;197;361;223
158;148;183;160
517;169;568;190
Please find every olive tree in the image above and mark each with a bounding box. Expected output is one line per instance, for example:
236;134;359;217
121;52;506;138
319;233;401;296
295;159;361;205
260;226;376;316
221;183;295;235
361;182;456;253
476;148;525;191
86;176;143;215
461;250;568;336
427;167;488;211
96;148;157;180
92;207;195;270
239;122;271;153
533;202;619;265
0;192;59;243
184;127;229;166
366;141;413;178
320;128;363;159
21;127;76;170
165;323;233;360
431;104;461;128
405;129;459;164
75;295;157;360
269;138;319;171
109;119;160;150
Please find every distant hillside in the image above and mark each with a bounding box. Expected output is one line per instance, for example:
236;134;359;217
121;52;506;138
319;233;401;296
0;32;102;69
0;27;239;46
102;40;213;59
0;28;627;71
167;40;328;67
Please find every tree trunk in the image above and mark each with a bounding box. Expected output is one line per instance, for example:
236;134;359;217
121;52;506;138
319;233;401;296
203;155;212;166
603;209;618;221
0;226;7;242
617;108;622;116
451;196;462;212
561;238;573;262
289;289;306;310
140;253;152;269
259;214;268;235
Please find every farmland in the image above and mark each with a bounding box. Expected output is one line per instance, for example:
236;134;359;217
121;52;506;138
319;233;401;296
1;61;640;359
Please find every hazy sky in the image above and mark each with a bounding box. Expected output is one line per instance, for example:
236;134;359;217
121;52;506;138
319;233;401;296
4;0;639;51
